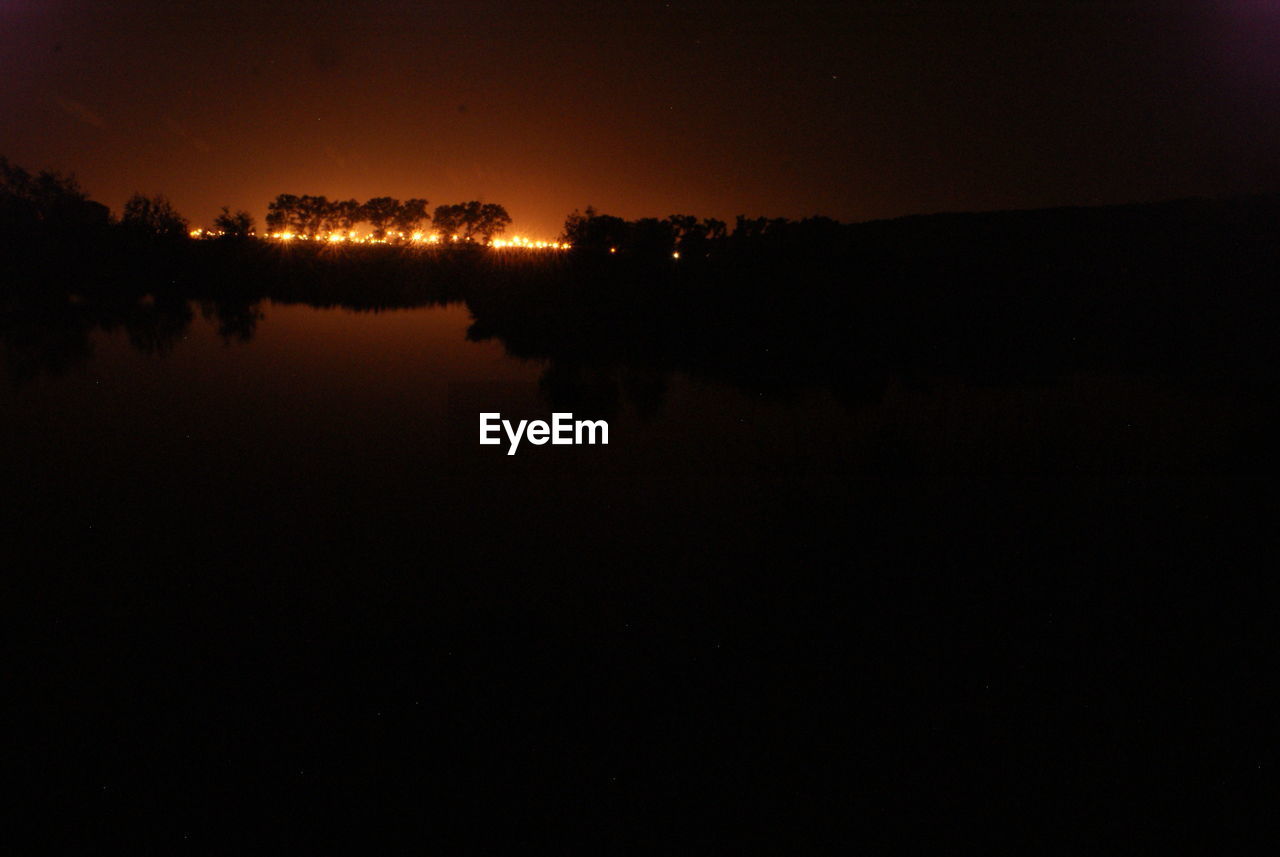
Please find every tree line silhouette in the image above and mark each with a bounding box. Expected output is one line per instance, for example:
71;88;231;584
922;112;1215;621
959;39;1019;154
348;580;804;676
559;206;852;262
1;156;194;243
262;195;514;243
4;153;1279;398
2;156;524;247
4;154;852;258
1;156;111;235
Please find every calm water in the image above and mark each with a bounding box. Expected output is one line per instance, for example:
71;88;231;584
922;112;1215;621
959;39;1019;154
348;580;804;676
3;298;1267;849
5;298;1250;602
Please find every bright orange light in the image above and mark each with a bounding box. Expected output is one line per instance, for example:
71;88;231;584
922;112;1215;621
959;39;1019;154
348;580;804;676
262;228;568;250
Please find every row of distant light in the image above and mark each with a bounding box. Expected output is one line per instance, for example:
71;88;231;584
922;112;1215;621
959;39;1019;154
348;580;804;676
491;235;572;250
189;228;571;250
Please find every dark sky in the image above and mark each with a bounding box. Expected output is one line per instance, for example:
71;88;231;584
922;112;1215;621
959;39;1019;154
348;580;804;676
2;0;1278;236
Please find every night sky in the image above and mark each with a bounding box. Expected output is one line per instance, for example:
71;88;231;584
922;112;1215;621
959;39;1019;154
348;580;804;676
3;0;1278;236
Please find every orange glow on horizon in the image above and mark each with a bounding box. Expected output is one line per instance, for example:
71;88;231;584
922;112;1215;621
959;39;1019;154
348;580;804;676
223;230;571;250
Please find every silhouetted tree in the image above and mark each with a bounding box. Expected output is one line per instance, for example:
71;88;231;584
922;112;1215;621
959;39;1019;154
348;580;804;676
703;218;727;242
433;201;511;244
473;203;511;243
732;215;792;244
632;217;675;257
1;156;108;232
561;206;629;253
121;193;189;238
266;193;300;235
432;203;465;241
667;214;700;240
661;215;730;259
560;207;850;262
391;198;430;240
213;206;255;238
332;199;362;236
295;195;331;238
362;197;400;240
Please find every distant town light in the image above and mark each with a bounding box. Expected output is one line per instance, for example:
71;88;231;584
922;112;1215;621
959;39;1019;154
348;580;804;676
246;228;567;251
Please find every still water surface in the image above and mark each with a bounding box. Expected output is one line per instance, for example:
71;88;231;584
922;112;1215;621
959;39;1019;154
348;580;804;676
2;297;1264;849
2;295;1258;622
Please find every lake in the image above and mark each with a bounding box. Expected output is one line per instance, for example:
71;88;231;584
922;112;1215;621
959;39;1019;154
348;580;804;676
2;294;1268;850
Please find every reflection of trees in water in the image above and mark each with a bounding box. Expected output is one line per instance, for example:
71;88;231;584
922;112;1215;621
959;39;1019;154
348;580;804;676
4;191;1276;409
122;298;193;356
0;307;96;385
536;362;669;423
0;295;263;385
201;299;263;343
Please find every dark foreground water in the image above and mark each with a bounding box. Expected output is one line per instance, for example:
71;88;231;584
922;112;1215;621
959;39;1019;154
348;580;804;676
2;297;1272;851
